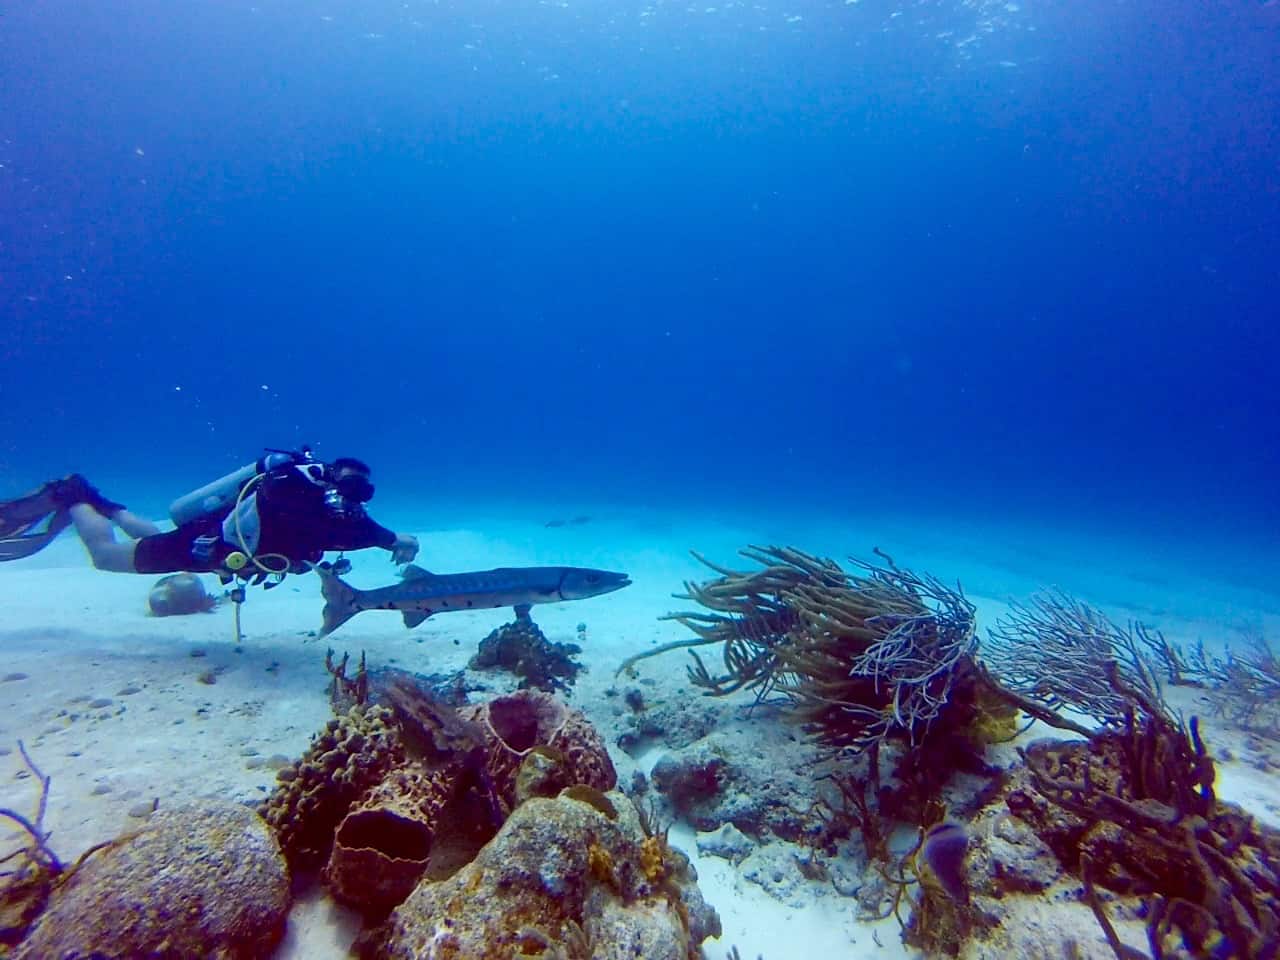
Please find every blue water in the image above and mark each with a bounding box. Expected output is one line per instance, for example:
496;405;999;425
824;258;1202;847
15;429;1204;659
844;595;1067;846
2;1;1278;552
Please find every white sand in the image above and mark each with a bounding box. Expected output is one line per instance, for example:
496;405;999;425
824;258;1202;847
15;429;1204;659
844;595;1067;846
2;503;1277;959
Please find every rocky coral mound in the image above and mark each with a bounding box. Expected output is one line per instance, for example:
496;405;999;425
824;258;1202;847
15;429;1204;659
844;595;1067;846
649;729;822;843
361;788;720;960
14;801;289;960
469;614;583;693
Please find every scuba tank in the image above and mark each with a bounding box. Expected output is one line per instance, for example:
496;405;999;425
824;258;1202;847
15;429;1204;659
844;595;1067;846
168;452;299;526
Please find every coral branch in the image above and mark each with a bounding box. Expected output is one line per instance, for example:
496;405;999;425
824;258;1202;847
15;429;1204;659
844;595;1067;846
625;546;979;759
0;741;62;875
983;590;1168;729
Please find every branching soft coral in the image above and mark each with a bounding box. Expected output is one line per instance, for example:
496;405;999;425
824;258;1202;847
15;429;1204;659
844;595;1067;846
986;596;1279;959
620;546;978;755
982;589;1168;730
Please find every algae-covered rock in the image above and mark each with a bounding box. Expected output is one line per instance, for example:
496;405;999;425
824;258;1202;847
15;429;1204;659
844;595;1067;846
695;822;755;865
362;789;720;960
649;730;818;842
147;572;217;616
14;801;288;960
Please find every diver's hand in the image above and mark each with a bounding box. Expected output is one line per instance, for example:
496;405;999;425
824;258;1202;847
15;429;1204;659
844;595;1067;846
390;534;419;565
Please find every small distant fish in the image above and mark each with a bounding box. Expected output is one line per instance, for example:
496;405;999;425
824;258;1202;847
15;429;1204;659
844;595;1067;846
544;515;593;528
316;562;631;637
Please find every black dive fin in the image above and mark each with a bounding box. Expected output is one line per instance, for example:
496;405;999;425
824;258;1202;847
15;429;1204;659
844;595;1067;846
0;483;63;539
0;509;71;562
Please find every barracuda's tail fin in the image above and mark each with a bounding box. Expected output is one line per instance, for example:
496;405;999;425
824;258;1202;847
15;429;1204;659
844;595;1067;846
316;564;362;637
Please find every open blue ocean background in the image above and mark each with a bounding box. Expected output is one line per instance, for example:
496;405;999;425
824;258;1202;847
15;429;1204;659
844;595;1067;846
2;0;1277;571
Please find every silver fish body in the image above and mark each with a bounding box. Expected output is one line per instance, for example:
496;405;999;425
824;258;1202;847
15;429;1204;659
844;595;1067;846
316;562;631;637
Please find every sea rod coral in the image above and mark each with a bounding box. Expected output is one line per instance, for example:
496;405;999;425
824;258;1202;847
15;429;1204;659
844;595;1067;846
983;592;1280;959
620;545;980;756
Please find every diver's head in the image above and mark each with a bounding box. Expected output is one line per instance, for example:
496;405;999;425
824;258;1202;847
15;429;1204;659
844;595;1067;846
329;457;375;504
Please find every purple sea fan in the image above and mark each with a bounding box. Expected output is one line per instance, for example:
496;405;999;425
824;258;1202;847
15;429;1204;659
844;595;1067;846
921;820;970;903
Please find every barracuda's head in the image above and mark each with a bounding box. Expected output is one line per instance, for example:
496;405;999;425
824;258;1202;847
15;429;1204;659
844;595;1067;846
559;568;631;601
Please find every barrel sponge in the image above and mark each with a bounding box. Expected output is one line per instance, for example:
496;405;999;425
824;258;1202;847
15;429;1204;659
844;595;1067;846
459;690;616;815
258;704;405;871
323;761;462;913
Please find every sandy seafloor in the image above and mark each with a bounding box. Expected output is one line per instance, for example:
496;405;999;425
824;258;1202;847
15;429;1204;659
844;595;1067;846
2;498;1278;959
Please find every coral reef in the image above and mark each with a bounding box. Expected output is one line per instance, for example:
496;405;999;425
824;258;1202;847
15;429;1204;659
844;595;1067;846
359;789;720;960
1008;719;1280;958
469;609;584;693
326;677;509;910
14;801;289;960
695;823;755;865
326;652;474;716
618;545;1029;946
611;681;725;755
965;808;1063;896
612;546;1280;959
260;682;618;920
646;728;829;843
297;681;506;913
325;765;462;913
651;746;726;814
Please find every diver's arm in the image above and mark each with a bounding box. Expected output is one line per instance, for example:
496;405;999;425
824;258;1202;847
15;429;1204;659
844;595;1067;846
330;512;418;563
326;512;395;549
388;533;419;564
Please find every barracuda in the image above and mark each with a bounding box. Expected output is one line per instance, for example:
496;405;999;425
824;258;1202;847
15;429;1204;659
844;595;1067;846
315;562;632;637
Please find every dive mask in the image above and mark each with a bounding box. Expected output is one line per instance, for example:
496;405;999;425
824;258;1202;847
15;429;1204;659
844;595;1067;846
334;473;375;504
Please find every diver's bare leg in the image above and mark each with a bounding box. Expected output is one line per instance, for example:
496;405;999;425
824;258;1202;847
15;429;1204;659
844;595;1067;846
69;504;139;572
110;510;161;539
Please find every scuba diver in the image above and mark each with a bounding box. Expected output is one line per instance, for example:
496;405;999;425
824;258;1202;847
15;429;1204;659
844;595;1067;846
0;450;419;581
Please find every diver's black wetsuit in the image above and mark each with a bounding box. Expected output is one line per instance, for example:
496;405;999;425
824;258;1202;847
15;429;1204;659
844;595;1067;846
133;466;396;575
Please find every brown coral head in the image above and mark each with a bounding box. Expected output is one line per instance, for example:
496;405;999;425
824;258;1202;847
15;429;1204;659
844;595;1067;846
485;690;569;756
334;808;432;863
